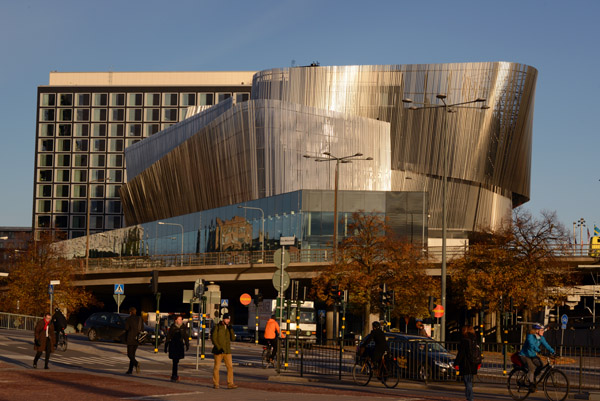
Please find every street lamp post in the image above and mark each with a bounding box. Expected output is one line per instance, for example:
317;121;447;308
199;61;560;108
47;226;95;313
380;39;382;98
403;94;488;342
158;221;184;267
303;152;373;262
238;206;265;263
86;178;109;271
577;218;586;253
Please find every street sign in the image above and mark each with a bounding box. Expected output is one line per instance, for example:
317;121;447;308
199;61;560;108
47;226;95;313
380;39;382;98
280;236;295;246
113;294;126;310
48;284;54;295
221;299;229;308
273;248;290;269
182;289;194;304
561;314;568;329
240;293;252;306
114;284;124;295
433;304;445;318
272;269;290;292
221;307;229;314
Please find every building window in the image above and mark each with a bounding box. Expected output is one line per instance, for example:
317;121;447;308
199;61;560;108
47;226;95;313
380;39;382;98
38;170;52;182
91;154;105;167
108;154;123;167
110;93;125;106
106;216;122;229
93;93;107;106
56;154;70;167
110;109;124;122
71;200;85;213
38;184;52;197
39;124;55;137
58;109;72;121
145;124;160;136
90;169;105;182
75;109;89;121
90;215;103;229
58;124;72;137
72;184;87;198
199;93;214;106
57;139;71;152
54;200;69;213
71;216;85;229
126;139;140;147
144;109;158;122
92;109;107;122
74;124;89;137
55;215;69;229
73;154;88;167
55;170;70;182
217;93;232;103
163;93;178;106
109;139;123;152
38;154;53;167
127;108;142;122
91;184;104;198
235;93;250;103
107;200;121;213
75;139;88;152
55;184;69;197
145;93;160;106
91;200;103;213
72;170;87;182
109;124;124;137
59;94;73;106
92;124;106;137
179;109;189;120
107;184;121;198
163;109;177;122
127;124;142;137
40;139;54;152
76;93;90;106
37;200;51;213
107;169;122;182
37;216;51;228
128;93;143;106
180;93;195;106
92;139;106;152
41;109;55;121
41;94;56;107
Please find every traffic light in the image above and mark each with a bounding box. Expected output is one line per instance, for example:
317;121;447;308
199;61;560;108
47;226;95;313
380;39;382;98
253;292;263;306
428;296;436;312
194;278;205;298
150;270;159;294
387;290;395;308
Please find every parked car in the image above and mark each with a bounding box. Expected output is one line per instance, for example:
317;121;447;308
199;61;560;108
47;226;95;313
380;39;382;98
385;334;455;381
233;325;253;342
190;320;213;339
82;312;164;345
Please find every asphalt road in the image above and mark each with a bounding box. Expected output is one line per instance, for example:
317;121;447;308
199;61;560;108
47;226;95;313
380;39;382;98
0;329;572;401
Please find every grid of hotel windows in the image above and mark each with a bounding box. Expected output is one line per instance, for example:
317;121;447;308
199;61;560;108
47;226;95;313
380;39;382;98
35;90;251;239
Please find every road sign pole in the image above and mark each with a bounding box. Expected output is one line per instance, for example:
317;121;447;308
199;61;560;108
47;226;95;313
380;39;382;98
277;245;284;374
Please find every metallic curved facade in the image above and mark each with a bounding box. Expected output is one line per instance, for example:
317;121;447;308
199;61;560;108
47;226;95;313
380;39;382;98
251;62;537;233
122;62;536;235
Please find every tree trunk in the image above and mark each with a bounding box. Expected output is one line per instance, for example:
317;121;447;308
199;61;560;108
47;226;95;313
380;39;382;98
363;301;371;337
496;310;502;344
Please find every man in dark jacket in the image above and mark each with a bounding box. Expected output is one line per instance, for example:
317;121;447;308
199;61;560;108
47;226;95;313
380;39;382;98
52;307;67;348
211;313;237;389
454;325;479;401
33;313;55;369
360;321;388;369
125;306;143;375
164;314;189;382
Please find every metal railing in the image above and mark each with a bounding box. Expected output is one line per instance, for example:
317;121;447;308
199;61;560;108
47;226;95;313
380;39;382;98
82;243;595;272
0;312;41;331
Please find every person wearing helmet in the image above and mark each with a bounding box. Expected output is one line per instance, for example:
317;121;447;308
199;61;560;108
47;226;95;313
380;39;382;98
360;321;388;370
518;323;555;391
51;308;67;349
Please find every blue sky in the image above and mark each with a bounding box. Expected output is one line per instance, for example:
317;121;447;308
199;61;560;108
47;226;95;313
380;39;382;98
1;0;599;240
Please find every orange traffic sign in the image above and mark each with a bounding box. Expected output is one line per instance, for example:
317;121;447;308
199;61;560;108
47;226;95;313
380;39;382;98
433;304;445;318
240;293;252;306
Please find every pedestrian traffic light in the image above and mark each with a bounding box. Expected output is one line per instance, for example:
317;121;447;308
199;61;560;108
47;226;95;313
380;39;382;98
253;292;263;306
150;270;159;294
194;278;205;298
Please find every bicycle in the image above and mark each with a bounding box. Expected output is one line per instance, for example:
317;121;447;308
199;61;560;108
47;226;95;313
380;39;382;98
56;330;68;352
261;340;276;368
352;352;399;388
507;354;569;401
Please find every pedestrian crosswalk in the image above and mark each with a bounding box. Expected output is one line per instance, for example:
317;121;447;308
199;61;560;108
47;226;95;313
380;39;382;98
51;353;129;367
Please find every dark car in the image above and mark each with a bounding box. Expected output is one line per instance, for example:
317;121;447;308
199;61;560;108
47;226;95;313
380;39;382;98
83;312;164;345
233;325;253;342
386;334;455;381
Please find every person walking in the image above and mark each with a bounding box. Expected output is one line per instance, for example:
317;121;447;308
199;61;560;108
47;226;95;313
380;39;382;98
33;312;55;369
211;313;237;389
263;314;280;365
454;325;480;401
52;307;67;348
125;306;143;375
164;314;189;382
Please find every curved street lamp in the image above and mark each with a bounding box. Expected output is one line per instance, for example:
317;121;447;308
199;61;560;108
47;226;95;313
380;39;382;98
158;221;184;267
238;205;265;263
303;152;373;262
403;94;489;342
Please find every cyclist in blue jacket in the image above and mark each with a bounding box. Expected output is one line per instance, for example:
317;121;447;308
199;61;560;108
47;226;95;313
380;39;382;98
519;323;555;390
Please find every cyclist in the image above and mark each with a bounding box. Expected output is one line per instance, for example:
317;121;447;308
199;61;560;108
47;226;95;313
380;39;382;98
360;321;388;371
264;315;280;364
51;308;67;348
519;323;555;391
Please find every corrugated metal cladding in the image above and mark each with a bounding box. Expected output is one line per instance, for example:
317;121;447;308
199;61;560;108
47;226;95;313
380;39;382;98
122;62;536;235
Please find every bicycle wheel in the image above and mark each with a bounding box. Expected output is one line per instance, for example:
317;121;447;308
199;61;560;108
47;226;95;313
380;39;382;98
507;368;531;401
57;334;67;352
352;361;372;386
261;348;270;368
381;358;399;388
543;369;569;401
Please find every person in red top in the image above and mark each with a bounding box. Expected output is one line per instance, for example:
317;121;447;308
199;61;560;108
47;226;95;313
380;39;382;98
33;313;55;369
264;315;280;363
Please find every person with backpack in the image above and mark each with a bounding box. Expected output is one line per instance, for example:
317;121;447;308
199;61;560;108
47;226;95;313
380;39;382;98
454;325;481;401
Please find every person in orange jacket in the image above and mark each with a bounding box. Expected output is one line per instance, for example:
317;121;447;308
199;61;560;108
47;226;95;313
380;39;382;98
264;315;280;363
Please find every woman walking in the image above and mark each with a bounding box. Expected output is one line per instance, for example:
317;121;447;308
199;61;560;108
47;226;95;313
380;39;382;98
454;325;480;401
164;314;189;382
